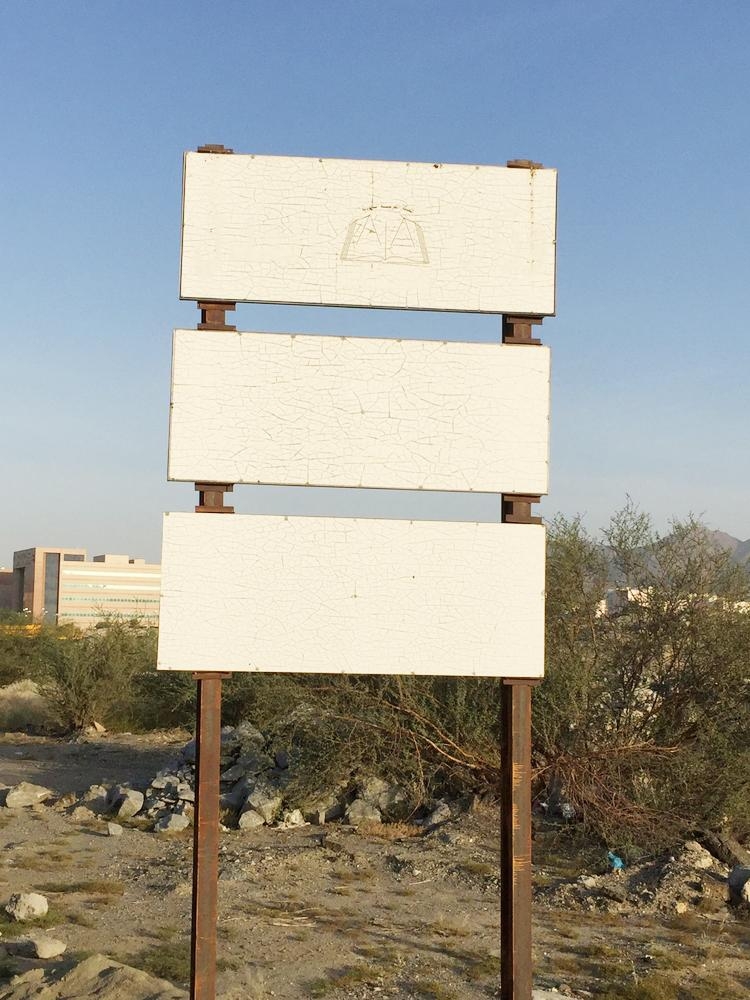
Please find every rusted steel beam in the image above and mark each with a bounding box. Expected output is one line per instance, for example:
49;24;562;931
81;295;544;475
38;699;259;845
191;672;226;1000
500;679;537;1000
197;301;236;331
502;315;543;346
502;494;542;525
190;461;235;1000
194;483;235;514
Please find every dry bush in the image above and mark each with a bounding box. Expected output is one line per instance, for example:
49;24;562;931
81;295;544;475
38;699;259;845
356;820;422;840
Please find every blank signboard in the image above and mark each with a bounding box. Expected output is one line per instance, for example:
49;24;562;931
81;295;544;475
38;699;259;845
157;513;545;677
180;152;557;314
168;330;550;494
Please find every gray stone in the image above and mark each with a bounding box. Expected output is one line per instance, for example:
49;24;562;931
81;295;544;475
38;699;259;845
219;763;247;784
69;805;96;824
151;774;180;790
82;784;109;813
235;750;274;775
107;822;124;837
26;931;67;959
222;776;253;810
598;883;627;904
728;865;750;907
301;794;344;825
357;776;407;816
699;830;750;868
5;892;49;922
274;750;290;769
279;809;306;828
154;812;191;833
345;799;382;825
107;786;145;820
681;840;714;870
235;720;265;748
238;807;266;830
176;784;195;802
424;800;452;827
359;776;390;803
5;782;54;809
245;781;283;824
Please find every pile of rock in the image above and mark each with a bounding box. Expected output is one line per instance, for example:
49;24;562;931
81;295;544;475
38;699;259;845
85;722;417;834
1;723;455;836
535;839;736;916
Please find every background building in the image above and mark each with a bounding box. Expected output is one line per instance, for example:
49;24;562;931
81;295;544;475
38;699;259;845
0;568;14;611
8;547;160;627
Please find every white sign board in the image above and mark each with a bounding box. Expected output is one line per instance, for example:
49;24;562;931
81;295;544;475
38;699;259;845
157;513;545;677
168;330;550;494
180;152;557;314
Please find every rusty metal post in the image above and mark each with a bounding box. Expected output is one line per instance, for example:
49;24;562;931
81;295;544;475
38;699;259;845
189;266;237;1000
500;679;535;1000
498;310;544;998
191;672;225;1000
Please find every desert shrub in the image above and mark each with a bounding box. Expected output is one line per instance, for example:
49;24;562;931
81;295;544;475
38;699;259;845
36;616;157;730
129;668;196;730
221;670;503;808
535;504;750;850
0;611;73;687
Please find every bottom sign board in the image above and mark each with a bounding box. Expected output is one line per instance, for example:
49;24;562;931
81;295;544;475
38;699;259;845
157;513;545;677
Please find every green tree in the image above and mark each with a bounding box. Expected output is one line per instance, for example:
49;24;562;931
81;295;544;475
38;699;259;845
37;617;157;731
535;504;750;850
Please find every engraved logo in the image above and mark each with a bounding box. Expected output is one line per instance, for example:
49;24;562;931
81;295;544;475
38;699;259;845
340;207;429;265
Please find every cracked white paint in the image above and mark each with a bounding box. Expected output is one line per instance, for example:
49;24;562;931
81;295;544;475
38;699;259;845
168;330;550;493
157;513;545;677
180;153;557;314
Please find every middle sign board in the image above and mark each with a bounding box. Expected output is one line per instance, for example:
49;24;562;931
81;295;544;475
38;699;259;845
168;329;550;494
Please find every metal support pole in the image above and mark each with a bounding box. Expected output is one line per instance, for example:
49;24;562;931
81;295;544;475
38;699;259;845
500;679;535;1000
188;273;237;1000
190;672;225;1000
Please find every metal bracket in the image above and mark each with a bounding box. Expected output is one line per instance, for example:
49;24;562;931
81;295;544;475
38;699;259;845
197;144;234;154
502;315;543;346
197;302;236;332
507;159;543;170
502;494;542;525
195;483;235;514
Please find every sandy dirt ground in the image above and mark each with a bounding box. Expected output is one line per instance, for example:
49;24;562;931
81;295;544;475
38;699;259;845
0;734;749;999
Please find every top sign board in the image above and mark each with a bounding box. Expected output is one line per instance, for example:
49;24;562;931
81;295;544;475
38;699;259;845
180;152;557;314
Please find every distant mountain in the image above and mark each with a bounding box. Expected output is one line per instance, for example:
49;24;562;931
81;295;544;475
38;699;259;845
709;531;750;566
602;530;750;585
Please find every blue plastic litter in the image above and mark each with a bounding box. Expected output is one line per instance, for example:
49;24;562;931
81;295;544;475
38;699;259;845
607;850;625;871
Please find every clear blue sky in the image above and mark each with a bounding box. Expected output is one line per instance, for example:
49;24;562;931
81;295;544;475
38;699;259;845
2;0;748;564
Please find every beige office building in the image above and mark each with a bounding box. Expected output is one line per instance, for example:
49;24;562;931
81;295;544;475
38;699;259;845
10;547;160;627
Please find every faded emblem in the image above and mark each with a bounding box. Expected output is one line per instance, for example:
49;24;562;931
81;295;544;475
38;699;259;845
340;207;429;264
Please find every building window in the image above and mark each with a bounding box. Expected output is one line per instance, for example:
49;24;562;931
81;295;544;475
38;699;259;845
43;553;60;623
